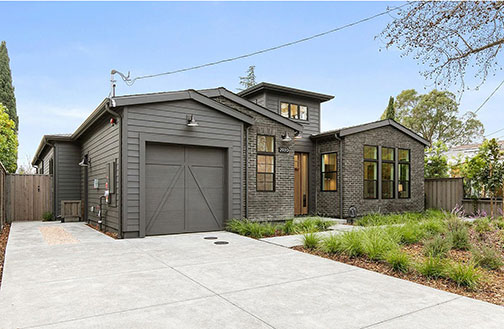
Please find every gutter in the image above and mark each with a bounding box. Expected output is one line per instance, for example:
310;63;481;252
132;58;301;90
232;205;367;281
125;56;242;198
107;100;123;238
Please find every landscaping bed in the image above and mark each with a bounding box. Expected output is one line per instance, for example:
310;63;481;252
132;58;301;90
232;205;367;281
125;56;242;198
0;223;11;287
226;217;333;238
295;212;504;306
86;223;119;239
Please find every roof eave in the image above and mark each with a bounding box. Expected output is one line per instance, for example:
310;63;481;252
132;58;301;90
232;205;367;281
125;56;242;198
237;82;334;102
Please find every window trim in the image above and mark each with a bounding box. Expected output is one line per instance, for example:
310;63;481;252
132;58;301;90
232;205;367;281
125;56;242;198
363;145;378;199
381;146;395;199
256;134;276;192
321;152;337;192
280;101;309;121
398;148;411;199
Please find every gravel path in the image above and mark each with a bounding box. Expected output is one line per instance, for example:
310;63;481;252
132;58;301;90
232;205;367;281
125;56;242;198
39;226;80;245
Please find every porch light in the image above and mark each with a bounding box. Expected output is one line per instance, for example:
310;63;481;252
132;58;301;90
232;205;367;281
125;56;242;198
281;132;292;142
186;114;199;127
294;131;302;139
79;154;90;167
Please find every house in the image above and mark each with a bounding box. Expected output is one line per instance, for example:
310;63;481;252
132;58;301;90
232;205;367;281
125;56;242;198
444;140;504;165
32;82;428;238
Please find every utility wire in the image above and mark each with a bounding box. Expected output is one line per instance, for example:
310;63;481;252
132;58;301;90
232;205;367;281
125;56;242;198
485;126;504;137
116;2;410;86
474;79;504;114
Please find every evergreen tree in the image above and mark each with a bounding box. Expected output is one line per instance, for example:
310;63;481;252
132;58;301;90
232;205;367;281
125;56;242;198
380;96;395;120
0;41;18;131
0;104;18;173
238;65;257;90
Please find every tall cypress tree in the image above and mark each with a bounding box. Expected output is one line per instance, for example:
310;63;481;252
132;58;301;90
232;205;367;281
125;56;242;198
380;96;395;120
0;41;18;131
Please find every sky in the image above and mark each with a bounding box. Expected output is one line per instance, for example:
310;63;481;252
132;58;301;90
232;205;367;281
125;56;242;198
1;1;503;168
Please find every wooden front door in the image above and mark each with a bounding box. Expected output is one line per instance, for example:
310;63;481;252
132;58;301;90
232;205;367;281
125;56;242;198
294;153;309;215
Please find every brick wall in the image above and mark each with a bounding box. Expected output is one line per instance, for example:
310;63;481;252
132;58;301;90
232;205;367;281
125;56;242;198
213;96;297;221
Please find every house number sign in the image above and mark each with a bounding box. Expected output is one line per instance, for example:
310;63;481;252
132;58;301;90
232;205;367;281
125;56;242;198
278;147;290;153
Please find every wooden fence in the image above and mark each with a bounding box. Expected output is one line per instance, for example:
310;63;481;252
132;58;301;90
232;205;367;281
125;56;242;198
425;178;464;211
5;174;52;222
0;163;6;230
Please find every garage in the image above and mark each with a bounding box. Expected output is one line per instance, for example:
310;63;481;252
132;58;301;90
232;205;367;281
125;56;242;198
145;143;227;235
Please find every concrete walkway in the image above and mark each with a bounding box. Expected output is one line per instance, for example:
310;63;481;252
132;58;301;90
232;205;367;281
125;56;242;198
1;222;503;328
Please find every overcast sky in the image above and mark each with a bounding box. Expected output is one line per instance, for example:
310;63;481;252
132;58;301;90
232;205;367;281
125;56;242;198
1;1;503;167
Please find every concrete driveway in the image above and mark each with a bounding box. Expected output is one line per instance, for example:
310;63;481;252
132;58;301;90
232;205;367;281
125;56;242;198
1;222;504;329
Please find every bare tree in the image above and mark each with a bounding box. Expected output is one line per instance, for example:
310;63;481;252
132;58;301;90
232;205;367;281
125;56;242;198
380;1;504;91
16;154;36;174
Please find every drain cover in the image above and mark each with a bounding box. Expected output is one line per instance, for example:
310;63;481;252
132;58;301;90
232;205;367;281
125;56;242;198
204;236;218;240
214;241;229;245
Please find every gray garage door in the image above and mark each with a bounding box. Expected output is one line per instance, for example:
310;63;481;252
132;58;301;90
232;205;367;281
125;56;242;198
145;143;226;235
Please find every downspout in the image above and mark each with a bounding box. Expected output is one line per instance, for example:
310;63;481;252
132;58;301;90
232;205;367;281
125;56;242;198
245;125;250;218
107;100;123;238
335;133;344;219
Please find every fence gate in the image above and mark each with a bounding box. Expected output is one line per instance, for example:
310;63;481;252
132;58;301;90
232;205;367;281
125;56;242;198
425;178;464;212
6;174;52;221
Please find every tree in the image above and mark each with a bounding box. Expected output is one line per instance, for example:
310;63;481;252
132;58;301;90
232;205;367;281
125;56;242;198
394;89;484;147
380;2;504;91
238;65;257;91
16;154;36;174
425;141;449;179
380;96;395;120
0;41;18;130
0;104;18;173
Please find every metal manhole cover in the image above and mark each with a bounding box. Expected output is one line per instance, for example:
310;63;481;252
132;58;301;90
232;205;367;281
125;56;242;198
214;241;229;245
204;236;218;240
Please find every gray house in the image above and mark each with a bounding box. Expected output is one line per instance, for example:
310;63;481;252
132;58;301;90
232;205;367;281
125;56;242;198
33;82;428;238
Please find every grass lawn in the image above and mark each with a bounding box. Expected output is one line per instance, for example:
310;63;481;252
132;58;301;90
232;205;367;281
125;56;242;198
226;217;333;239
295;211;504;306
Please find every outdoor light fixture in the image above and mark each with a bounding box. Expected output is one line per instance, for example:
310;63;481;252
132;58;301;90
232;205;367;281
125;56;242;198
281;132;292;142
79;154;90;167
294;131;302;139
186;114;199;127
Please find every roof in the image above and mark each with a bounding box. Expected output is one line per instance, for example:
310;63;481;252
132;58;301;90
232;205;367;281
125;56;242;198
448;140;504;151
237;82;334;102
311;119;430;146
31;134;73;165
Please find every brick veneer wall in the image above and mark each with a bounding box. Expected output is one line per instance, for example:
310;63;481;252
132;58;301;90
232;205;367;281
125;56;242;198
341;126;425;217
314;136;341;217
213;96;297;221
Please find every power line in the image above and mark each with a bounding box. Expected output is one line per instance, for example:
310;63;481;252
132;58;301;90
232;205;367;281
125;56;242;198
116;2;410;86
474;79;504;114
485;126;504;137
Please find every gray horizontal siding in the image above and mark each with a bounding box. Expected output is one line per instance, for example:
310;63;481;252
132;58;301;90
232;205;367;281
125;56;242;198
123;99;244;235
41;148;53;175
54;142;81;217
80;115;121;232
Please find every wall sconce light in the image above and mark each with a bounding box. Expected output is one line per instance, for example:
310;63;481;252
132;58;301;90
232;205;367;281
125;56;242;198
281;132;292;142
186;114;199;127
294;131;302;139
79;154;90;167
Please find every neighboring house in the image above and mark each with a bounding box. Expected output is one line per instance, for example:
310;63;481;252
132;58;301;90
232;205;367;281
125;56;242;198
33;82;428;238
445;140;504;165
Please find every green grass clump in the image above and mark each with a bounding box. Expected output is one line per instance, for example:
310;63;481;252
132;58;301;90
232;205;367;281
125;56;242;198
398;222;425;244
282;220;296;235
225;219;278;238
474;218;493;234
447;226;471;250
420;218;447;237
423;235;452;258
361;229;399;260
417;257;447;278
321;234;343;254
302;233;321;250
339;231;364;257
472;246;504;270
447;261;480;289
385;250;411;273
42;211;54;221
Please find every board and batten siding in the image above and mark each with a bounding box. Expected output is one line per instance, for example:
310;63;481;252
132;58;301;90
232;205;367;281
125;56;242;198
123;99;244;236
54;142;81;216
79;116;121;232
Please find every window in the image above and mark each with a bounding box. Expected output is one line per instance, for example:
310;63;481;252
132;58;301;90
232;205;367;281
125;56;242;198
398;149;410;199
363;145;378;199
280;102;308;121
49;159;54;175
257;135;275;191
381;147;395;199
321;153;337;191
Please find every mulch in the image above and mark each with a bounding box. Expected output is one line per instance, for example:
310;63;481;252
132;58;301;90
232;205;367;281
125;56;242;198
293;226;504;306
0;223;11;287
86;223;118;239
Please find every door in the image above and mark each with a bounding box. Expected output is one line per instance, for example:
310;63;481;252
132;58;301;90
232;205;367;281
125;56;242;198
145;143;226;235
294;153;309;215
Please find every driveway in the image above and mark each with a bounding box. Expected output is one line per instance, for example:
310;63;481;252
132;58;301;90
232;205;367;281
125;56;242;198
1;222;503;329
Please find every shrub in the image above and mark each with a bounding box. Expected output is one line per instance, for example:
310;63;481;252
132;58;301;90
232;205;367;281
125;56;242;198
474;218;493;234
420;218;446;237
423;235;452;258
472;246;504;270
494;218;504;230
42;211;54;221
361;229;399;260
448;262;480;289
314;218;332;231
447;227;471;250
339;231;364;257
321;234;343;254
398;223;425;244
385;250;411;273
417;257;447;278
225;219;277;238
302;233;321;250
446;217;466;232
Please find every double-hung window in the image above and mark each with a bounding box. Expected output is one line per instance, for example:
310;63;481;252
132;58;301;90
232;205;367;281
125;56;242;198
321;153;337;191
280;102;308;120
363;145;378;199
257;135;275;191
398;149;410;198
381;147;395;199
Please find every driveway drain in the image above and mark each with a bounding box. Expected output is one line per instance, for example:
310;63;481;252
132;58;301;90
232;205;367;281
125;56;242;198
214;241;229;245
204;236;218;240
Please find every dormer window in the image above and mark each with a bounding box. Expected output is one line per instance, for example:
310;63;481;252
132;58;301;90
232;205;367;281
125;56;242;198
281;102;308;121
